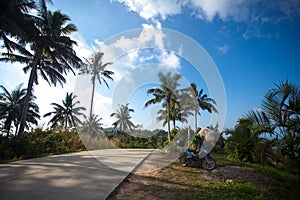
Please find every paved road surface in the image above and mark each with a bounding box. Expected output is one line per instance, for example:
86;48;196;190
0;149;153;200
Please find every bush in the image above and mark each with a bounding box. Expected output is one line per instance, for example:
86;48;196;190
0;128;85;162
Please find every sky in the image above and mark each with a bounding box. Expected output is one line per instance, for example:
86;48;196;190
1;0;300;132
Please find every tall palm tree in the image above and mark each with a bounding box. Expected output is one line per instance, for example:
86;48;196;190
185;83;218;133
145;71;182;142
1;0;82;134
0;84;39;136
110;103;136;131
44;92;86;129
79;52;114;119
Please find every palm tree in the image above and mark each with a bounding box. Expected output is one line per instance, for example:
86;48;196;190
0;84;39;136
110;103;136;131
81;114;103;136
1;0;82;134
224;118;259;162
44;92;86;129
157;100;189;130
184;83;218;133
0;0;37;52
79;52;114;119
145;71;182;142
247;80;300;173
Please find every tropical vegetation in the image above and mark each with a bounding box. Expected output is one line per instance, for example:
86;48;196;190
43;92;86;129
0;0;299;187
184;83;218;132
0;84;39;137
145;71;182;142
225;80;300;175
1;0;82;134
111;103;136;131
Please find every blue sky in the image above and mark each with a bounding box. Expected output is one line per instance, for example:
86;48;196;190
1;0;300;131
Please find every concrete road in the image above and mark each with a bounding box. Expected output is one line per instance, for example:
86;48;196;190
0;149;153;200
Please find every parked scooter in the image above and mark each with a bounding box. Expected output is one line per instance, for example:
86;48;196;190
179;147;216;170
177;138;216;170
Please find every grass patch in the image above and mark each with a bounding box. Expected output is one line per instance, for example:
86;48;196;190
211;154;300;188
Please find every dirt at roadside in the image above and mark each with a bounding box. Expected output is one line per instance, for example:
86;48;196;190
107;152;299;200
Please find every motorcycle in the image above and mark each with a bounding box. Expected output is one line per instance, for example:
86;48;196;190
179;147;216;170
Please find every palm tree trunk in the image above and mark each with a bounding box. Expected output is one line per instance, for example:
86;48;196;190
18;52;41;135
65;116;68;130
167;101;171;142
90;77;96;119
5;119;12;138
173;120;176;130
194;109;198;133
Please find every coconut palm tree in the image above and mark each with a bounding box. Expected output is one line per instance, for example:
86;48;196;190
184;83;218;133
0;84;39;136
110;103;136;131
156;100;189;130
79;52;114;119
1;0;82;134
81;114;103;136
44;92;86;129
145;71;182;142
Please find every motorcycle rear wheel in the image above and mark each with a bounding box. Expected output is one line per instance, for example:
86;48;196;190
201;157;216;170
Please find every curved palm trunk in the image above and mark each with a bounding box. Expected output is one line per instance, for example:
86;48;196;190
90;77;96;119
18;52;41;135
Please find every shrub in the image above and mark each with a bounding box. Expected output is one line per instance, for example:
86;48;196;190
0;128;85;162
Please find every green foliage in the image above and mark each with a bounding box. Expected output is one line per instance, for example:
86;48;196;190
105;129;168;149
224;118;258;162
0;128;85;162
1;0;82;135
0;84;40;136
110;103;136;131
144;71;182;142
245;80;300;174
44;92;86;129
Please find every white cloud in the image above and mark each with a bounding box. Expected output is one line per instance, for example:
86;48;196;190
0;62;28;90
189;0;245;21
93;92;114;127
94;26;169;81
70;32;93;59
159;50;180;69
217;44;229;54
114;0;182;20
114;0;300;23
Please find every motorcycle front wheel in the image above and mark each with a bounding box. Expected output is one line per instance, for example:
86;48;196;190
201;157;216;170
